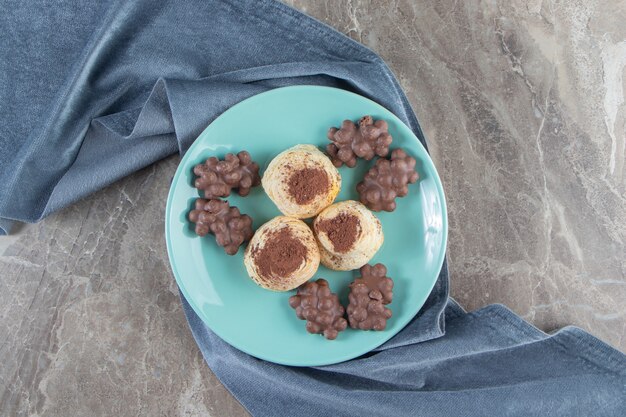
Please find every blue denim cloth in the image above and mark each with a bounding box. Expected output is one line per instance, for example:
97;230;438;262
1;1;624;415
0;0;419;235
183;297;626;417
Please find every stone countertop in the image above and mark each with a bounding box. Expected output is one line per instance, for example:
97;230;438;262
1;1;624;416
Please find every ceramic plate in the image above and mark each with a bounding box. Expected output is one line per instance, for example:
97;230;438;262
165;86;447;366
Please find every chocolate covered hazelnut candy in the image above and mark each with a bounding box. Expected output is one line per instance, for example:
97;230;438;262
193;151;261;199
347;264;394;331
326;116;393;168
188;199;253;255
356;148;419;212
289;279;348;340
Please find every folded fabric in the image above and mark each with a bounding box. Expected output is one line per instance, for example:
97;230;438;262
2;1;624;416
0;0;419;235
183;295;626;417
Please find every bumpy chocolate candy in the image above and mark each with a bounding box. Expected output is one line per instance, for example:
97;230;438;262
289;279;348;340
193;151;261;199
326;116;393;168
188;199;253;255
347;264;393;331
356;148;419;212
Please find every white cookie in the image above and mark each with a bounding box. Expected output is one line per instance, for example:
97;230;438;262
313;200;384;271
244;216;320;291
262;145;341;219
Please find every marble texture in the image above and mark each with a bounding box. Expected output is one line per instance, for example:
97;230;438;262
1;1;624;416
289;0;626;347
0;162;247;417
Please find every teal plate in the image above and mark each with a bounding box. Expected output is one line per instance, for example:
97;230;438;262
165;86;447;366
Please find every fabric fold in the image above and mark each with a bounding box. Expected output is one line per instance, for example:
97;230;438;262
182;295;625;417
1;0;402;234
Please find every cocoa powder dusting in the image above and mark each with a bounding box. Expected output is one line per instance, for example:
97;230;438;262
254;228;307;278
287;167;329;204
317;213;360;253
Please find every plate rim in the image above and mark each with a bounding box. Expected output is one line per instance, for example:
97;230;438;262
165;85;448;366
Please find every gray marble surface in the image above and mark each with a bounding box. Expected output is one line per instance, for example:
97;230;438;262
1;1;624;416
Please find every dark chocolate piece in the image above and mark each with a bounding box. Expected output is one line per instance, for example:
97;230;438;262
193;151;260;199
356;148;418;212
326;116;393;168
289;279;348;340
188;199;253;255
347;264;393;331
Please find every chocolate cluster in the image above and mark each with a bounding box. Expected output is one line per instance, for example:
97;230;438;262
347;264;394;331
326;116;393;168
188;199;253;255
356;148;419;212
193;151;261;199
289;279;348;340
